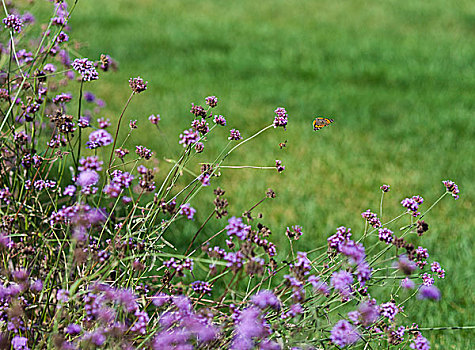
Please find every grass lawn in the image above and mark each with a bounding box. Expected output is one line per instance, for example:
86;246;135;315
33;0;475;347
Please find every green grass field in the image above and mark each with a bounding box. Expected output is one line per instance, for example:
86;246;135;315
36;0;474;347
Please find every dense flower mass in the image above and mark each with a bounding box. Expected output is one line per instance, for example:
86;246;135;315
3;15;23;33
72;58;99;81
273;107;288;129
0;3;456;348
330;320;359;347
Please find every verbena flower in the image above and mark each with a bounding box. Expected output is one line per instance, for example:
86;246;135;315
191;281;212;294
86;129;113;148
251;290;280;310
418;285;441;300
410;334;431;350
273;107;288;129
205;96;218;108
430;261;445;278
213;114;226;126
330;320;359;347
275;160;285;173
11;336;29;350
442;180;459;199
308;275;330;296
401;277;415;289
129;76;147;93
228;128;242;141
77;170;100;187
179;203;196;220
225;217;250;240
401;196;424;217
136;145;153;160
72;58;99;81
361;209;381;228
285;225;303;240
3;14;23;33
331;270;353;298
380;184;390;192
421;273;434;286
179;128;199;147
379;302;399;319
149;114;160;124
378;227;394;244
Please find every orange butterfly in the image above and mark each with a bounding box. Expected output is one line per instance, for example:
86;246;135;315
313;117;334;131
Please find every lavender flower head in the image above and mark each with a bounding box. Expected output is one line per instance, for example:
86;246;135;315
330;320;359;347
129;76;147;93
205;95;218;108
331;270;353;298
442;180;460;199
273;107;288;129
251;290;280;310
149;114;160;124
401;277;415;289
11;336;29;350
228;129;242;141
3;15;23;33
72;58;99;81
213;114;226;126
225;216;250;240
86;129;113;149
410;334;431;350
418;285;441;300
179;203;196;220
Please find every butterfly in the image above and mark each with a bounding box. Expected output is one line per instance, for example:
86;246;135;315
313;117;334;131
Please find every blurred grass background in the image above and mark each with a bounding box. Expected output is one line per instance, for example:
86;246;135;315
35;0;474;347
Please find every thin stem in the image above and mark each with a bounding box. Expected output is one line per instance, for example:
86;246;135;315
107;92;134;173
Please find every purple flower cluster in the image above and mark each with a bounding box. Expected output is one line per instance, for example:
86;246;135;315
0;187;12;204
79;156;103;171
97;117;111;129
273;107;288;129
401;277;415;289
361;209;382;228
129;76;147;93
380;184;390;192
149;114;160;124
152;295;217;348
52;93;72;104
331;270;353;298
401;195;424;217
163;257;193;276
191;281;212;294
205;95;218;108
135;145;153;160
86;129;113;149
327;226;352;252
442;180;459;199
418;285;441;301
179;128;199;147
77;170;99;188
228;128;242;141
213;114;226;126
330;320;359;347
190;103;207;118
395;255;417;275
379;301;399;320
251;290;280;310
378;227;394;244
415;246;429;268
410;334;431;350
224;251;244;271
275;160;285;173
191;118;209;135
179;203;196;220
225;216;251;240
308;275;330;296
72;58;99;81
103;170;134;198
430;261;445;278
285;225;303;240
3;15;23;33
231;306;274;350
421;273;434;287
